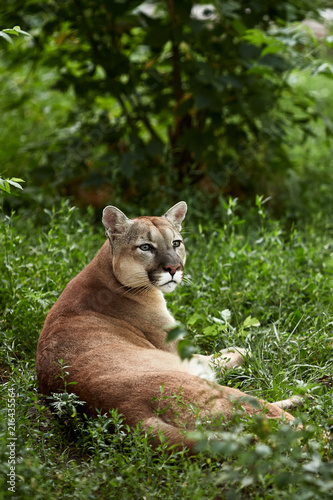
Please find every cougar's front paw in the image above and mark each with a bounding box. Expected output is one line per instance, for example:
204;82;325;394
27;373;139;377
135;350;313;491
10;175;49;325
213;347;250;371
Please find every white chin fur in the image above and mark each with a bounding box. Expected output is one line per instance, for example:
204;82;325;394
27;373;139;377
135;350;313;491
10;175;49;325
155;270;182;293
158;281;179;293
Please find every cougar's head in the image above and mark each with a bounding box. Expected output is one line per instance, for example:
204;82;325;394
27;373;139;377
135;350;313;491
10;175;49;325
102;202;187;293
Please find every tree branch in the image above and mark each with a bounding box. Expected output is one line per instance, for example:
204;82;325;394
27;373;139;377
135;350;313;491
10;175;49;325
166;0;183;102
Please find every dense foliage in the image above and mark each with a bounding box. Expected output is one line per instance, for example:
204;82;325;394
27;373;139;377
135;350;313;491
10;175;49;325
1;0;332;213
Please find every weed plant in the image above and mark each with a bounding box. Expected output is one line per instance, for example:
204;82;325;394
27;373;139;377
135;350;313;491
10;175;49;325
1;199;333;499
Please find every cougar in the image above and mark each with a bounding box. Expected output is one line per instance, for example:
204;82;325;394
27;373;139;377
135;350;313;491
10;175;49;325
36;202;295;451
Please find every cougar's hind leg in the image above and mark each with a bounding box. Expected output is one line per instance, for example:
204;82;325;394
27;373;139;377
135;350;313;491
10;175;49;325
273;395;304;410
207;347;250;373
68;354;295;452
141;416;196;451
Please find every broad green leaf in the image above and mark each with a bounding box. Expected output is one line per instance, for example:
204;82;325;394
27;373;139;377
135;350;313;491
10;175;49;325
177;339;196;360
7;179;24;190
0;179;11;193
187;312;202;326
231;18;247;35
261;42;284;57
166;323;186;342
9;177;25;183
3;26;31;37
242;316;260;328
221;309;232;322
0;31;14;44
242;28;267;46
202;325;219;337
3;28;19;36
13;27;32;38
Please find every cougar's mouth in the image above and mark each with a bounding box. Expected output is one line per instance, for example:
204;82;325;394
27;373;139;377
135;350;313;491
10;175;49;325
158;275;181;293
161;279;176;286
148;270;182;292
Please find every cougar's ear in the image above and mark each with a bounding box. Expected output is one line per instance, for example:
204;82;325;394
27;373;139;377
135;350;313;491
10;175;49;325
102;206;132;240
163;201;187;232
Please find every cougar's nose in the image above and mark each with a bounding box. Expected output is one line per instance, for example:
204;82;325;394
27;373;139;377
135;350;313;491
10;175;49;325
164;264;181;276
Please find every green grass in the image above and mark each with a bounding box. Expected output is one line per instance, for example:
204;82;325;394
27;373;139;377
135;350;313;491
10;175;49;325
1;199;333;499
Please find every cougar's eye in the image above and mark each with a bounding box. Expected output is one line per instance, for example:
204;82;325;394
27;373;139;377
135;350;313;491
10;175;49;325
172;240;181;248
139;243;153;252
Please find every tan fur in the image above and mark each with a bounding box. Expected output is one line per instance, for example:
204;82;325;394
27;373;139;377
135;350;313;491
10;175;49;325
36;202;294;452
